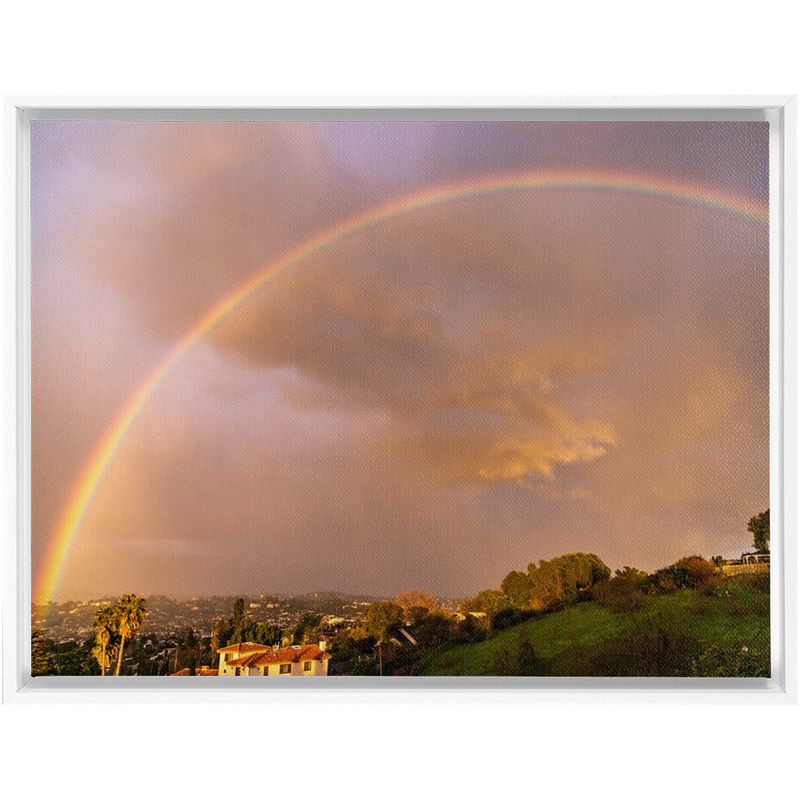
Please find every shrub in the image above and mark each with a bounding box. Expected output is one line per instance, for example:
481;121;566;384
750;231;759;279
649;556;718;593
490;606;533;631
683;557;718;587
412;610;454;647
593;567;647;612
452;615;488;644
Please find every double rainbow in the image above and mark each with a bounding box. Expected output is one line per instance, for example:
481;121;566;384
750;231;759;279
34;169;769;608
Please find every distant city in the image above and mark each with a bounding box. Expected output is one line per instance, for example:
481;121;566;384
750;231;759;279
32;592;458;644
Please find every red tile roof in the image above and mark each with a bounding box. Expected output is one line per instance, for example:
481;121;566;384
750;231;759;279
225;652;264;667
227;644;331;667
217;642;270;654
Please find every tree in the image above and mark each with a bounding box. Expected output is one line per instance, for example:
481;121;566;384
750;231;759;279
112;594;147;676
364;601;404;676
210;618;233;667
229;615;258;645
92;641;115;675
31;629;54;676
412;610;454;647
52;637;100;676
255;622;283;647
501;571;533;607
394;589;438;623
459;589;510;618
452;614;486;645
92;605;117;677
181;627;199;675
292;613;324;645
527;553;611;611
593;567;648;612
748;509;770;552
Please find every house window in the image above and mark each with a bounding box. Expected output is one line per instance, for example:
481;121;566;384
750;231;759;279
303;661;312;672
279;664;291;674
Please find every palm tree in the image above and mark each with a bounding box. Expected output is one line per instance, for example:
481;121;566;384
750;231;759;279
112;594;147;677
92;605;117;677
92;642;113;675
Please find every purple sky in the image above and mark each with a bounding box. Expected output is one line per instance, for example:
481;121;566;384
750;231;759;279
31;121;769;601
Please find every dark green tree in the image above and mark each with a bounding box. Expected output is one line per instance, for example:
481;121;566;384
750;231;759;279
232;598;246;626
748;509;770;552
452;614;486;644
412;610;454;647
31;628;54;676
292;613;324;645
255;622;283;646
181;627;199;675
53;638;100;675
210;618;233;666
365;601;404;676
501;571;533;607
229;615;258;645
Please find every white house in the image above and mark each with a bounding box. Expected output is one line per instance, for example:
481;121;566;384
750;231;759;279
216;641;331;676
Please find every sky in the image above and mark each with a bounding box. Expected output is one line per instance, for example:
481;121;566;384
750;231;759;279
30;120;770;602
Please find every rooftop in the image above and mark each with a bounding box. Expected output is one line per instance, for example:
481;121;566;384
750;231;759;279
226;643;331;667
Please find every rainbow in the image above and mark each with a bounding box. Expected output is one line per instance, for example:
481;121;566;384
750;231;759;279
34;169;769;608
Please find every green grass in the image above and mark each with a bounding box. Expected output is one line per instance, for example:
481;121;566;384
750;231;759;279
421;575;770;677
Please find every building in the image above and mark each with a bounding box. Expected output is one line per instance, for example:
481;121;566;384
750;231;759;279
720;552;770;576
216;641;331;676
741;553;770;565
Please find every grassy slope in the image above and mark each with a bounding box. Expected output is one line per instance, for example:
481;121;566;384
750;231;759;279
421;577;770;676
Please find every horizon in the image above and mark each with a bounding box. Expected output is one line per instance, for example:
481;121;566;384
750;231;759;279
36;542;763;606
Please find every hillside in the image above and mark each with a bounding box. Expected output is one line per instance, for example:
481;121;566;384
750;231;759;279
421;574;770;677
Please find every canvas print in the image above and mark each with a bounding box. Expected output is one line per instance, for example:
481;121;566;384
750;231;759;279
30;120;770;679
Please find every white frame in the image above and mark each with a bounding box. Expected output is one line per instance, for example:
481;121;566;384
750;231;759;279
3;96;796;704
